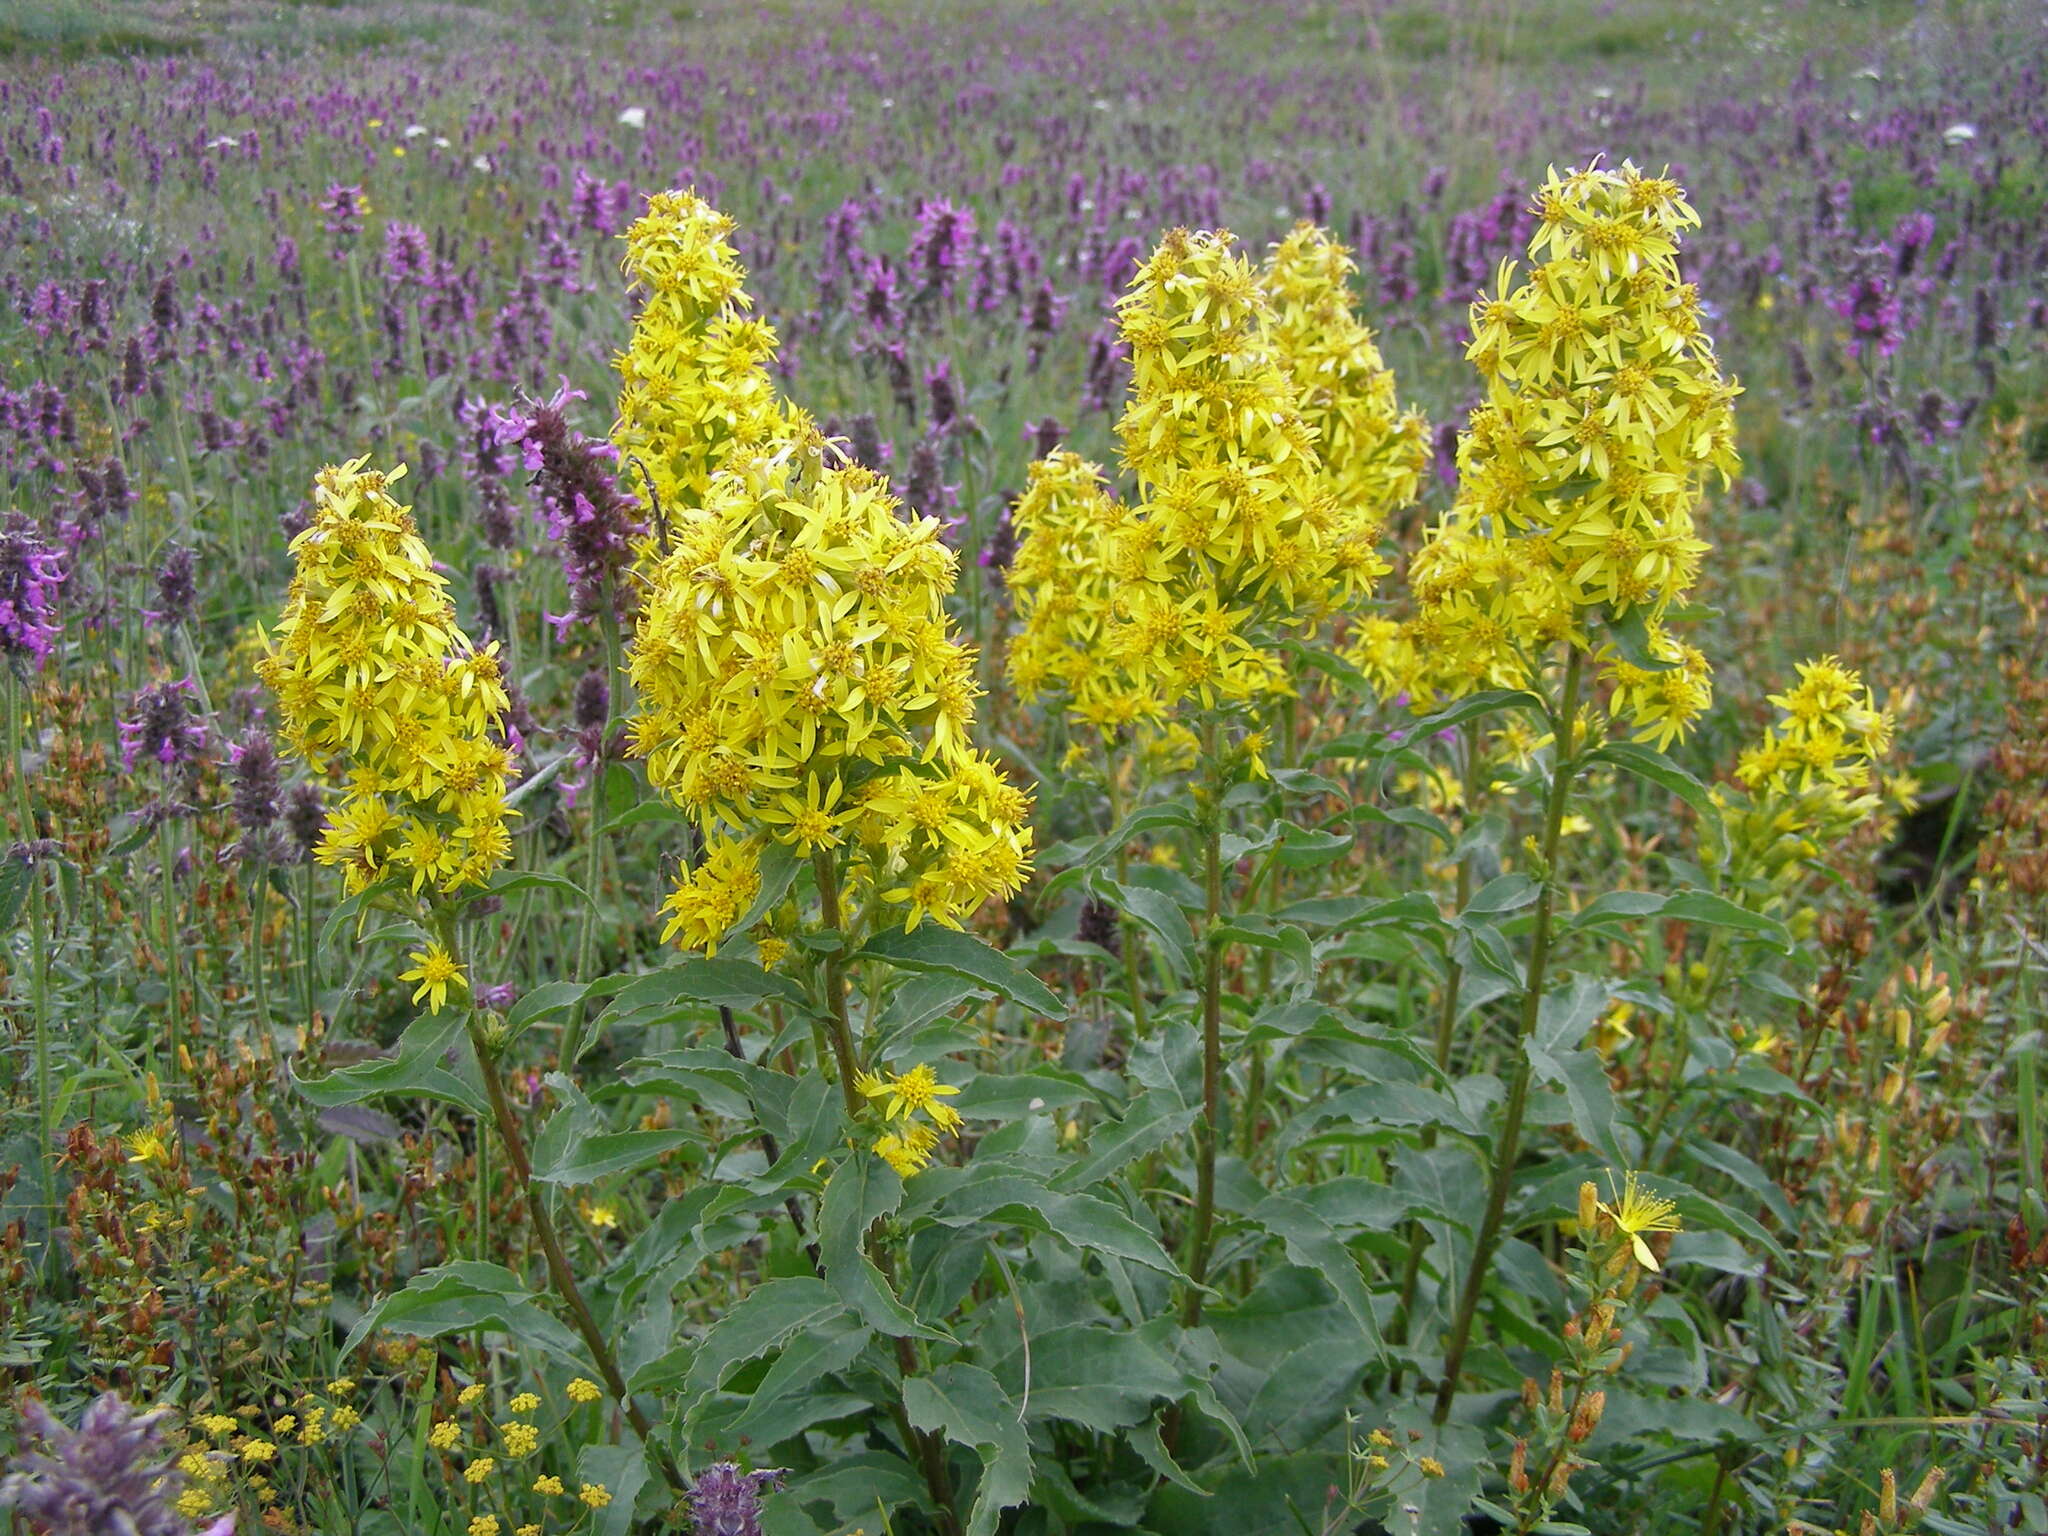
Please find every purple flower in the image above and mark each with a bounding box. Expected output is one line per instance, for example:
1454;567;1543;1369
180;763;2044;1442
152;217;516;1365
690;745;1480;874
490;381;644;637
0;514;62;667
0;1392;222;1536
686;1462;785;1536
119;678;208;776
147;543;197;629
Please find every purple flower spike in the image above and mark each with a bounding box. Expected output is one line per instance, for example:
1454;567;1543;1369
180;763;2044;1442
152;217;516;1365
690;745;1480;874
0;514;63;668
686;1461;786;1536
0;1391;223;1536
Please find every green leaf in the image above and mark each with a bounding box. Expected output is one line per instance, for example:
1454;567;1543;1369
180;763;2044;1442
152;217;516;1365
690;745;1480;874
1591;740;1719;821
930;1173;1181;1275
1463;872;1540;918
682;1277;851;1398
340;1261;586;1363
721;1309;874;1448
1101;876;1195;980
1248;1193;1386;1363
902;1365;1034;1536
292;1012;487;1117
993;1320;1195;1433
1525;1037;1624;1164
1052;1090;1200;1192
1602;603;1682;672
819;1153;952;1342
480;868;590;902
503;979;589;1033
772;1453;925;1529
859;925;1064;1017
531;1128;694;1185
951;1069;1098;1120
1659;889;1791;947
576;1441;650;1536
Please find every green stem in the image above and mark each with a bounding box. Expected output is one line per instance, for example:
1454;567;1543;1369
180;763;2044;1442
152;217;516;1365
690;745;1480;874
810;845;868;1119
1181;720;1227;1327
807;848;958;1535
1389;722;1482;1387
560;606;623;1072
468;1013;684;1493
1432;646;1583;1425
158;819;181;1085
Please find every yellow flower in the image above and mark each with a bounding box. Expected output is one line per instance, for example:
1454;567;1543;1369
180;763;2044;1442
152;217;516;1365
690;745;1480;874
400;943;468;1015
427;1420;460;1451
200;1415;239;1437
533;1474;566;1496
469;1519;499;1536
258;457;517;898
175;1489;215;1520
579;1483;612;1509
582;1202;618;1230
327;1378;356;1397
499;1421;539;1457
1598;1170;1683;1271
126;1126;173;1165
508;1392;540;1415
565;1378;601;1404
464;1456;496;1484
621;192;1032;951
238;1439;277;1463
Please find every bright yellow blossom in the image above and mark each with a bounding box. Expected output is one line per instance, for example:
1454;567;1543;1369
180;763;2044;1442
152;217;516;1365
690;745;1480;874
400;943;467;1014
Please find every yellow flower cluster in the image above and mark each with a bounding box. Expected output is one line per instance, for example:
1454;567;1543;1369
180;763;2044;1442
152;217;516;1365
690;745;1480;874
1717;656;1895;879
1396;161;1740;743
622;192;1032;952
631;463;1032;947
1261;222;1430;568
1004;451;1138;729
1012;225;1414;746
855;1062;964;1177
613;188;794;534
259;457;515;895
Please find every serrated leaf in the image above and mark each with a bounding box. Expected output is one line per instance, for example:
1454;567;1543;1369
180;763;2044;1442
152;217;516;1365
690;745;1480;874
903;1364;1033;1536
291;1012;486;1117
819;1153;952;1342
680;1279;851;1405
1101;876;1195;980
859;925;1063;1017
930;1173;1180;1275
1249;1193;1386;1363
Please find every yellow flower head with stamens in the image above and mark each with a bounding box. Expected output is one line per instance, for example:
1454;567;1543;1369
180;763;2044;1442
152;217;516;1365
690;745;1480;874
1598;1170;1682;1272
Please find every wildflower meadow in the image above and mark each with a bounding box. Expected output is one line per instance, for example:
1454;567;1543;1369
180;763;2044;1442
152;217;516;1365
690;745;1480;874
2;1;2047;1532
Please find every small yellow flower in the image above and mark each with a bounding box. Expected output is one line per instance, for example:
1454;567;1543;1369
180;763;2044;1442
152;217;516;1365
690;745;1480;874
582;1202;618;1230
239;1439;277;1463
272;1415;297;1436
469;1518;498;1536
518;1527;541;1536
457;1384;486;1407
508;1392;540;1415
200;1415;239;1437
326;1377;356;1396
533;1474;565;1496
464;1457;496;1484
175;1489;214;1520
127;1126;173;1165
402;943;469;1014
331;1405;361;1432
499;1421;539;1457
1599;1170;1683;1271
428;1420;460;1451
565;1378;601;1404
579;1483;612;1509
1419;1456;1446;1478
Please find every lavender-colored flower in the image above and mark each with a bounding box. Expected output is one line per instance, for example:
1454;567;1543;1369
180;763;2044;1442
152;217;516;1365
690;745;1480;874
686;1462;785;1536
0;514;62;667
1831;255;1902;361
925;356;961;433
906;197;977;302
148;543;197;629
0;1392;230;1536
119;678;208;776
491;381;644;637
1025;416;1065;459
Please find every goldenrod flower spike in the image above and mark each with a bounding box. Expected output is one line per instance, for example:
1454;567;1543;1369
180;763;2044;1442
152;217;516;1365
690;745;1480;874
1402;159;1739;746
259;456;516;900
